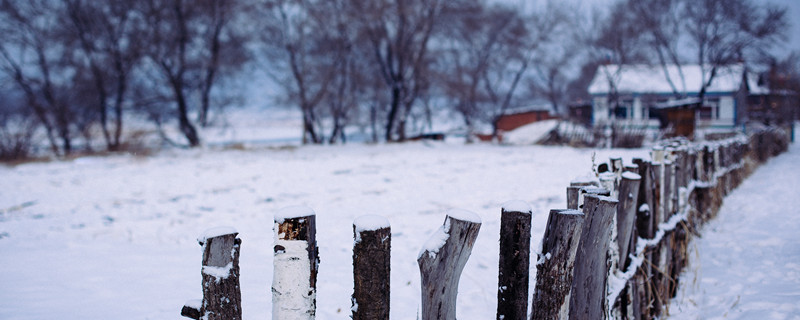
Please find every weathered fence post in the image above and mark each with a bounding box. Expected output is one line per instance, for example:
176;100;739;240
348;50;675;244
273;206;319;320
616;172;642;268
352;215;391;320
567;186;582;210
599;172;618;198
577;186;611;211
612;170;641;319
568;179;600;210
633;157;658;319
418;209;482;320
532;209;585;320
496;201;532;320
182;227;242;320
568;195;619;320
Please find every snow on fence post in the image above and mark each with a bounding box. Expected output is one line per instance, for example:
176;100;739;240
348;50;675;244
418;209;481;320
569;177;600;210
568;195;618;320
273;206;319;320
579;186;611;211
181;227;242;320
599;172;618;198
352;215;391;320
531;209;585;320
624;164;639;174
496;201;532;320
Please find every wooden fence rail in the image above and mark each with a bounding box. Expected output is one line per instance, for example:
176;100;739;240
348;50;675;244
180;127;790;320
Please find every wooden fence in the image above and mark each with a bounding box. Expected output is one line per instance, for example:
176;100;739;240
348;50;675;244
180;127;790;320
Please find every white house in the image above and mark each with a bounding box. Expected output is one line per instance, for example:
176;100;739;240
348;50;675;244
588;64;765;129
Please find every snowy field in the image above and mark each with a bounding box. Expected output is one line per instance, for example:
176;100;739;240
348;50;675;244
0;126;650;319
668;142;800;319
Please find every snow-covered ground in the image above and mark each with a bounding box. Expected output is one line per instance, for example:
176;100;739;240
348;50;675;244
0;129;649;319
668;142;800;319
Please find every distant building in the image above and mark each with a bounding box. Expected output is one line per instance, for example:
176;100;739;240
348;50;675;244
496;106;557;132
567;101;592;127
587;64;764;130
474;105;557;142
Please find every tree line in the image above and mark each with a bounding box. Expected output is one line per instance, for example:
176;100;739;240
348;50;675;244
0;0;794;160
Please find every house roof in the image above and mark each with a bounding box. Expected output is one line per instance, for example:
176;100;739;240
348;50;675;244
502;104;552;116
588;64;766;95
652;97;701;109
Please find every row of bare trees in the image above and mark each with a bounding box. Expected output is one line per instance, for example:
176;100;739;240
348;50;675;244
0;0;583;155
257;0;581;143
0;0;249;158
0;0;795;159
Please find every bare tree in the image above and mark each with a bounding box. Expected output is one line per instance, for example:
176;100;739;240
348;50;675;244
196;0;250;127
137;0;250;147
684;0;788;102
482;2;567;139
61;0;143;151
0;0;79;155
629;0;687;97
258;0;342;144
138;0;201;147
576;0;649;124
0;83;38;160
349;0;452;142
436;2;515;139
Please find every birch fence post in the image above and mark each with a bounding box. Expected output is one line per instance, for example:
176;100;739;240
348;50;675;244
273;206;319;320
532;209;585;320
496;201;532;320
352;215;391;320
418;209;482;320
181;227;242;320
568;195;619;320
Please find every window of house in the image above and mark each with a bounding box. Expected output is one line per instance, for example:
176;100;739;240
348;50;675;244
612;99;633;119
649;99;668;119
700;98;720;120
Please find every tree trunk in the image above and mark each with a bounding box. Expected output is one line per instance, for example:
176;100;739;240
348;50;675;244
385;87;401;142
169;76;200;147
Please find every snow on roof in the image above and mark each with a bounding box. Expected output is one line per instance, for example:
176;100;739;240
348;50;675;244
503;104;553;115
588;64;760;95
653;97;702;109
